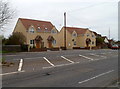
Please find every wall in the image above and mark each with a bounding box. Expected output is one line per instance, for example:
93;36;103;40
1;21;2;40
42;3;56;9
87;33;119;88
2;45;21;52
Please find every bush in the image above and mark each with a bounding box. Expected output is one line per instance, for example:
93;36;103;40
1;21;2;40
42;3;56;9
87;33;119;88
21;44;28;51
5;32;26;45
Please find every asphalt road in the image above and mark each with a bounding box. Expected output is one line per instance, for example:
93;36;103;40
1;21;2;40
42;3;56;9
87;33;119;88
2;49;118;87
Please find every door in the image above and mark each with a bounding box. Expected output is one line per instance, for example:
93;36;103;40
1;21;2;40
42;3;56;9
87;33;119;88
48;42;52;48
36;42;41;48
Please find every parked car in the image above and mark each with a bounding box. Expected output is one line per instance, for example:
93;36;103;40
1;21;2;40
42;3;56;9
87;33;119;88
111;44;119;50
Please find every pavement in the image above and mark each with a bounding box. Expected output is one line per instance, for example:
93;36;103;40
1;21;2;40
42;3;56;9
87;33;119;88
1;49;119;87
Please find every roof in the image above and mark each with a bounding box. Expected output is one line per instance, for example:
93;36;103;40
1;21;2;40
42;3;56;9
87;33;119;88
19;18;54;32
47;36;55;41
35;35;43;41
93;31;98;35
102;36;108;40
63;27;88;35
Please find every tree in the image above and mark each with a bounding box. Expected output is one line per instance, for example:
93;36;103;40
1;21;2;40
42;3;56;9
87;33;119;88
5;32;26;45
96;37;104;46
0;0;15;30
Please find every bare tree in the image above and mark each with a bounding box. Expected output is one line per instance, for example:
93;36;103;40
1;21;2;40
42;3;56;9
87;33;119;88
0;0;15;30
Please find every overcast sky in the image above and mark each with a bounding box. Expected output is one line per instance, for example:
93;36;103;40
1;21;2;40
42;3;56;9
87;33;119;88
3;0;119;40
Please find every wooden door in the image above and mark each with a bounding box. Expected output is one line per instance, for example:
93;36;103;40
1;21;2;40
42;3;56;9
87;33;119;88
36;42;41;48
48;42;52;48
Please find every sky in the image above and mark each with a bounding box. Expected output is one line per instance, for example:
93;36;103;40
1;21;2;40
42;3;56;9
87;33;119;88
2;0;119;40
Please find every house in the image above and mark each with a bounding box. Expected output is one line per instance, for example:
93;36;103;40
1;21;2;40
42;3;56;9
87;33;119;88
102;36;109;44
58;27;96;49
13;18;59;49
108;39;115;48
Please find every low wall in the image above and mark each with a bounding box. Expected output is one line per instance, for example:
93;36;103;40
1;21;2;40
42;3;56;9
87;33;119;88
2;45;22;52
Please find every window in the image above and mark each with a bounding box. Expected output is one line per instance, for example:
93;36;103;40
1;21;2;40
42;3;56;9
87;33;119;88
92;41;94;45
38;27;41;30
87;34;89;37
30;40;34;44
82;34;84;36
92;35;94;37
29;27;34;33
73;41;76;45
45;27;48;30
53;40;56;45
51;30;56;33
73;33;77;37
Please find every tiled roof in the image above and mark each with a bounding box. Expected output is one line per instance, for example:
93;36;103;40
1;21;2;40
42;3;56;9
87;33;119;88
19;18;54;32
93;31;98;35
102;36;108;39
64;27;88;34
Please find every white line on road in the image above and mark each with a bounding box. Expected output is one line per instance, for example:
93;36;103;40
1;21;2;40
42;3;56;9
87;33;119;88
18;59;24;71
43;62;79;69
43;57;55;67
90;53;100;57
61;56;74;63
90;53;106;59
0;70;25;76
79;55;94;61
78;70;114;84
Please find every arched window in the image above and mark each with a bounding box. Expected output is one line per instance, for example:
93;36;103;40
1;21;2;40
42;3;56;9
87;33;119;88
38;27;41;30
51;30;56;33
53;40;56;45
29;27;34;33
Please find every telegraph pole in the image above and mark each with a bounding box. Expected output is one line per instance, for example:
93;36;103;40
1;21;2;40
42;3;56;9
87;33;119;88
109;27;110;40
64;12;66;50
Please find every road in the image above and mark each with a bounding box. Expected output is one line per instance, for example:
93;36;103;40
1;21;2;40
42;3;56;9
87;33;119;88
2;49;118;87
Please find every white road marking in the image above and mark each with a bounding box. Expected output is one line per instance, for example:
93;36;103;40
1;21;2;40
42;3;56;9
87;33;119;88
90;53;107;59
79;55;94;61
43;57;55;67
90;53;100;57
61;56;74;63
0;70;25;76
43;62;79;69
78;70;114;84
18;59;23;71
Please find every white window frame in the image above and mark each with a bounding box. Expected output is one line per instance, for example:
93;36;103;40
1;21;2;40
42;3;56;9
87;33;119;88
51;30;56;33
38;27;41;30
29;27;34;33
30;40;34;44
92;34;94;37
72;33;77;37
53;40;56;45
87;34;89;37
73;41;76;45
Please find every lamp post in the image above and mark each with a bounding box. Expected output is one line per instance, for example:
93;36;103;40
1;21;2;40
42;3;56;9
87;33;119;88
64;12;66;50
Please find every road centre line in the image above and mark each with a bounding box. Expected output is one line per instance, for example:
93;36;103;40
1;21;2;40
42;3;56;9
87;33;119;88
79;55;94;61
43;57;55;67
61;56;74;63
78;70;114;84
0;70;25;76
